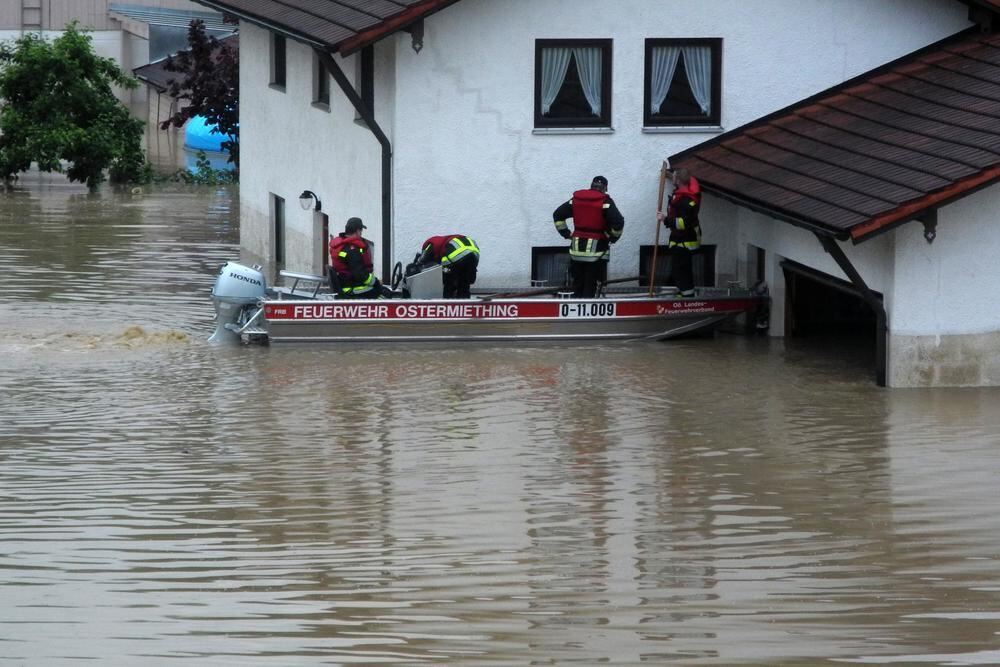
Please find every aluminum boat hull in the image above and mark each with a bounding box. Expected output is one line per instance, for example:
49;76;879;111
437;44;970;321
258;294;763;343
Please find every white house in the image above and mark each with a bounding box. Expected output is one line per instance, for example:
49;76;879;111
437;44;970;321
192;0;1000;387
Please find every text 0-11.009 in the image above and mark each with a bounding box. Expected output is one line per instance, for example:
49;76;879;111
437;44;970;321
559;303;617;318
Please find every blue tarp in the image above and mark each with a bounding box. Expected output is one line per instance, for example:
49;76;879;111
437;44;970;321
184;115;229;153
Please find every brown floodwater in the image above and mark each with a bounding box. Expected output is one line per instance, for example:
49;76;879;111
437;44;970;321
2;172;1000;665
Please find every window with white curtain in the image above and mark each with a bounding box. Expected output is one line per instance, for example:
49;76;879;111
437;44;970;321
644;38;721;126
535;39;612;128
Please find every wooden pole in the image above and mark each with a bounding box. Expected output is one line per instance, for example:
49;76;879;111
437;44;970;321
648;161;670;296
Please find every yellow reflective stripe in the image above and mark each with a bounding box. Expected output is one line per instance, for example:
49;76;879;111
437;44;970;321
603;203;610;209
554;220;568;230
689;200;697;207
669;240;701;250
569;238;605;260
676;217;685;230
442;237;479;264
338;251;347;258
343;274;376;293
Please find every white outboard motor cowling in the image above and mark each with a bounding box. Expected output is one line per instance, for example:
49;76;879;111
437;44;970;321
209;261;267;342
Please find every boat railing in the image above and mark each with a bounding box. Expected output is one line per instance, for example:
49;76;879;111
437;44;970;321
275;270;329;299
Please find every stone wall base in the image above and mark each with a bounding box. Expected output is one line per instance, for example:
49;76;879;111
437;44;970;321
890;332;1000;387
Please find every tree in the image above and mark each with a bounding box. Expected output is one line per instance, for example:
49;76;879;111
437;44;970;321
161;21;239;170
0;23;148;189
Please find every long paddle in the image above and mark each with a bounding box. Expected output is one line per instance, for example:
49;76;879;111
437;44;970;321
648;160;671;296
479;275;641;301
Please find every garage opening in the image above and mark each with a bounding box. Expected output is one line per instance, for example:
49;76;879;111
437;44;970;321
781;259;880;373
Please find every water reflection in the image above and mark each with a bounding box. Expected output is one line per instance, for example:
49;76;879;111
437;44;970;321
2;175;1000;664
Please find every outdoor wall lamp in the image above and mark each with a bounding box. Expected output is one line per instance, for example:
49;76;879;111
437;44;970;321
298;190;322;211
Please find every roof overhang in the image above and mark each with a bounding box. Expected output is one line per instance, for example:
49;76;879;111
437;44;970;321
191;0;460;55
670;28;1000;245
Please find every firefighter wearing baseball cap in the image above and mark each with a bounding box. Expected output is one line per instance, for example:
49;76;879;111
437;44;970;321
328;217;390;299
552;175;625;297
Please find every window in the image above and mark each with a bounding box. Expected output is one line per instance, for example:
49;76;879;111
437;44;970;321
534;39;612;128
354;46;375;123
272;194;285;270
313;51;330;107
531;246;571;286
644;38;721;126
639;245;716;287
270;33;286;89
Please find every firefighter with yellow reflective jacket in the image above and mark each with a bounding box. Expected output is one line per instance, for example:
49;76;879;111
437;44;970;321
416;234;480;298
657;168;702;298
552;175;625;298
328;217;391;299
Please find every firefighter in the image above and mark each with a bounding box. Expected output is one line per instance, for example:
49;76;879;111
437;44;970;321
657;168;702;298
552;175;625;298
328;217;390;299
415;234;480;299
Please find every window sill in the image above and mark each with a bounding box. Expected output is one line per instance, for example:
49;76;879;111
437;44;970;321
642;125;724;134
312;101;331;112
269;83;286;93
532;127;614;135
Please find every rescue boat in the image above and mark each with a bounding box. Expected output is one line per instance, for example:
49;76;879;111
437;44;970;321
209;261;767;344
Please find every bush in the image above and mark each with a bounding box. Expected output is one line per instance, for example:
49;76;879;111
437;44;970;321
0;23;151;189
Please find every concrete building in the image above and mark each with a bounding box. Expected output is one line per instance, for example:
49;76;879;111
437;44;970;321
192;0;1000;387
1;0;228;106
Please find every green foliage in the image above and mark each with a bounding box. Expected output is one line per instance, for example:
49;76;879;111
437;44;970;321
161;21;239;171
162;150;236;185
0;23;150;189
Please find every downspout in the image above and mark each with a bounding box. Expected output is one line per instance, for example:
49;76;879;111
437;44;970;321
815;233;888;387
315;49;393;283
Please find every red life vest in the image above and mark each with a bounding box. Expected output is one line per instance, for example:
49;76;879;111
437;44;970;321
668;176;701;218
422;235;461;261
329;234;372;277
571;189;608;240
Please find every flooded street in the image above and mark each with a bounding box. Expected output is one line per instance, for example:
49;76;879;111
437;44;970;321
3;174;1000;665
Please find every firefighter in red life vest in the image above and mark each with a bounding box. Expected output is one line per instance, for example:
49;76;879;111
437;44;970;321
328;217;390;299
415;234;480;298
657;168;702;298
552;175;625;297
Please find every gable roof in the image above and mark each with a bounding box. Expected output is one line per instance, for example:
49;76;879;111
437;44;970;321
133;34;239;93
191;0;458;55
670;30;1000;243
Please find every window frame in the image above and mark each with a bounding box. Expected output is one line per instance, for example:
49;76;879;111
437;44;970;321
354;46;375;124
643;38;722;127
531;246;571;286
270;33;286;90
534;38;613;129
272;194;286;271
312;50;330;109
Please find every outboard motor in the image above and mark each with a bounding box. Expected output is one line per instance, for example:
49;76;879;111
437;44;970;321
209;261;267;342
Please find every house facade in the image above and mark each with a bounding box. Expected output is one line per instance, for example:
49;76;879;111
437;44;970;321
195;0;1000;387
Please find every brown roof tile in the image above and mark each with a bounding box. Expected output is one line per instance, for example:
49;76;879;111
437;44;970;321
192;0;458;54
671;30;1000;242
